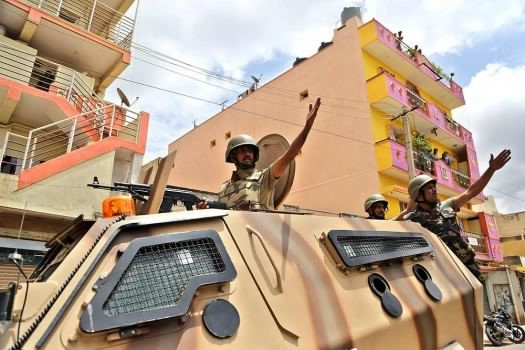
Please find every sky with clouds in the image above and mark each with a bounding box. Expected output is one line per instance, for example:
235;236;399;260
108;0;525;214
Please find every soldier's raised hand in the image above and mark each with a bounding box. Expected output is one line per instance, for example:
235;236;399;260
488;149;511;172
305;97;321;129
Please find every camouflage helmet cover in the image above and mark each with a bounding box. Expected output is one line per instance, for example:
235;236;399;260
408;174;437;200
225;134;260;163
364;194;388;211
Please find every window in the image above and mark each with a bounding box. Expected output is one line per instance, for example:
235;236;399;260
299;90;309;100
405;81;424;108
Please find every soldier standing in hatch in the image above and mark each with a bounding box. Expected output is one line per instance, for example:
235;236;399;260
404;149;511;281
198;97;321;210
363;193;414;220
364;194;389;220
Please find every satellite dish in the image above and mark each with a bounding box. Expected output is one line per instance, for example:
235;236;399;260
250;75;260;84
117;88;130;107
256;134;296;209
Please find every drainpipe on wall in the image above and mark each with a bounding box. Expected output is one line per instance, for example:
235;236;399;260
506;266;522;324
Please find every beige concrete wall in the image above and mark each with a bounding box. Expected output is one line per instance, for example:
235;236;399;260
166;18;379;215
0;151;116;218
496;211;525;238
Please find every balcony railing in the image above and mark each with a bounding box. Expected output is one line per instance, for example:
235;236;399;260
426;103;468;143
0;133;28;175
0;105;141;172
450;168;470;189
405;88;427;110
0;42;105;114
24;0;134;49
464;231;486;253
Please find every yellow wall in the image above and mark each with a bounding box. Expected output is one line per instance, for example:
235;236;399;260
360;22;468;210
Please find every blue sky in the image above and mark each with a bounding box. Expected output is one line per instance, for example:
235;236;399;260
109;0;525;214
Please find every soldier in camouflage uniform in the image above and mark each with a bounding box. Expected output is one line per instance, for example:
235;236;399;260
364;194;389;219
404;149;511;281
198;98;321;210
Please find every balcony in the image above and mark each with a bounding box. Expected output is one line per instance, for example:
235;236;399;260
0;0;133;90
432;159;484;202
367;71;409;115
0;41;105;125
375;139;409;180
359;19;465;109
13;0;134;49
367;72;473;150
407;102;473;150
376;140;483;203
1;104;143;175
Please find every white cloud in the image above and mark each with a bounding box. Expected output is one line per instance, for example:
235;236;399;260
362;0;525;55
454;63;525;214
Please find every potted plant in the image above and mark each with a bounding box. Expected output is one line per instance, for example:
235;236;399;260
411;133;433;173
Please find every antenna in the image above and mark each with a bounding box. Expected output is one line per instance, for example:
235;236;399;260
250;74;262;89
219;99;229;111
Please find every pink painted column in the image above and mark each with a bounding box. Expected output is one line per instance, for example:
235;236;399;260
479;212;503;262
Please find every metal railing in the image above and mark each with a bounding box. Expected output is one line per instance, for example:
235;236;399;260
389;31;454;86
0;133;28;175
444;115;461;137
406;88;427;109
0;42;106;114
24;0;135;49
451;168;470;189
0;105;141;171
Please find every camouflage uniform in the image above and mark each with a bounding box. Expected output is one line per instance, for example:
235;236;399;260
405;198;481;280
218;166;277;210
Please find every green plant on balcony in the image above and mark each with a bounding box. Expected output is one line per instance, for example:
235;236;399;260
412;133;433;173
430;63;453;82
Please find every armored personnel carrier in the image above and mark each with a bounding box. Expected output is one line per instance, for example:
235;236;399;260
0;151;483;350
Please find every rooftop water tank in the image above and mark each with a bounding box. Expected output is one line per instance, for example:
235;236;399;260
341;7;362;25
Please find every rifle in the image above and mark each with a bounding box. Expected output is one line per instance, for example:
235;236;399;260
88;182;226;212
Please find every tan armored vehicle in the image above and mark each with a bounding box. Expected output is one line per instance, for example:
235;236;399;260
0;150;483;350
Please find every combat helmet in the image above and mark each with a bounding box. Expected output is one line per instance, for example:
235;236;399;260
225;134;260;163
364;194;388;211
408;174;437;200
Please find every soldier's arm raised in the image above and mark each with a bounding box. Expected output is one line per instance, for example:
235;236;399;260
452;149;511;211
272;98;321;179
